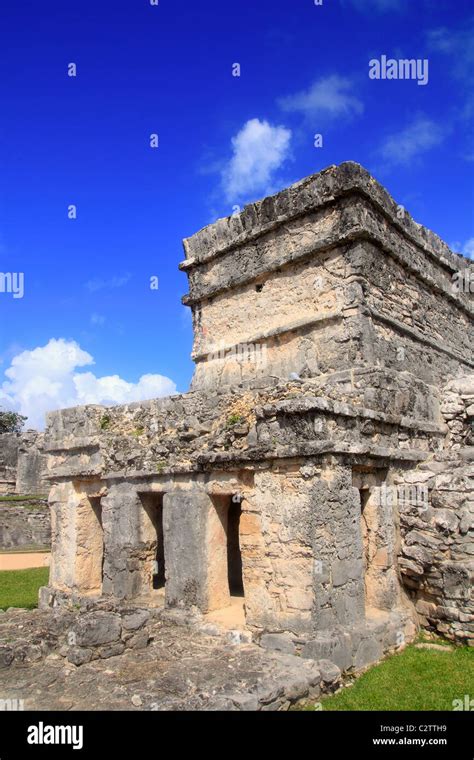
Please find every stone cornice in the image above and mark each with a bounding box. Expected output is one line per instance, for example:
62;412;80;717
181;162;470;276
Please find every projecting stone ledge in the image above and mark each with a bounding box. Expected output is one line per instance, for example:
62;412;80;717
44;381;444;480
180;162;472;392
181;162;468;271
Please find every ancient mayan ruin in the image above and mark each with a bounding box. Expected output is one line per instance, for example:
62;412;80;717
33;161;472;675
0;431;47;496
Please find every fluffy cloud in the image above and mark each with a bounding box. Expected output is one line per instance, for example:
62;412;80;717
90;313;106;326
279;75;363;122
427;21;474;77
451;238;474;260
221;118;292;202
427;19;474;122
378;115;446;166
0;338;177;430
463;238;474;259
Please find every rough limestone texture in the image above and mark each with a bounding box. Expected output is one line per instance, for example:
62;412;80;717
398;377;474;644
0;432;48;495
0;605;335;711
0;434;20;493
39;162;473;687
181;162;471;391
0;499;50;550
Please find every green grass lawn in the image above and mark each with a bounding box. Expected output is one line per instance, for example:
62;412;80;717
316;643;474;711
0;495;47;508
0;567;49;610
0;494;47;501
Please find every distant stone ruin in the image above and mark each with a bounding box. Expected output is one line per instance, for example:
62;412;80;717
0;432;50;555
0;431;48;495
39;162;473;672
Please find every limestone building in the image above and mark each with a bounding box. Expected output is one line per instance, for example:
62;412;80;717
0;431;48;495
40;163;473;670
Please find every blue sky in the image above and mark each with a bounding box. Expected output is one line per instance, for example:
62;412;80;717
0;0;473;428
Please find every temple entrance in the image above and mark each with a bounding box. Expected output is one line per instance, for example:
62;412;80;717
227;498;244;596
139;493;166;593
151;498;165;590
207;494;245;614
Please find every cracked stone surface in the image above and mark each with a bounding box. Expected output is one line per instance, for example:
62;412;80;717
0;610;324;711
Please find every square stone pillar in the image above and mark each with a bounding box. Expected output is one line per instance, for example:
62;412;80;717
48;480;104;596
163;489;212;611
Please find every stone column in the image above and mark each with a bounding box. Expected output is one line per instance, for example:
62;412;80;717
312;462;366;632
48;480;104;596
163;489;217;613
99;482;143;599
48;482;78;592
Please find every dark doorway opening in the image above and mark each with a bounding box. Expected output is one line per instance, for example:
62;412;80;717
359;487;371;581
141;494;166;591
152;498;165;590
89;496;104;585
227;498;244;596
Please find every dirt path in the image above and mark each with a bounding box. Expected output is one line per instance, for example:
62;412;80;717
0;552;50;570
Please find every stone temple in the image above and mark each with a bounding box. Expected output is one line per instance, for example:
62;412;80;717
39;162;473;670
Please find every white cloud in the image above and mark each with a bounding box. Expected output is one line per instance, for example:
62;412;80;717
90;313;106;326
180;305;192;329
378;115;446;166
0;338;177;430
279;75;363;122
85;273;131;292
221;118;292;202
427;20;474;123
427;22;474;74
451;238;474;260
463;238;474;259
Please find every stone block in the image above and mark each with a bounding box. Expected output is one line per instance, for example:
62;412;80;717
260;633;295;655
317;658;341;684
121;610;150;631
72;612;121;647
302;632;352;672
67;647;93;666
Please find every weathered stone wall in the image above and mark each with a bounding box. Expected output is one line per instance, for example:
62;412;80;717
39;163;473;675
0;499;51;550
43;374;440;661
42;361;449;617
242;465;316;635
43;366;445;486
16;433;49;495
0;432;48;495
348;240;471;386
182;162;472;391
0;434;20;493
48;480;104;595
397;375;474;645
441;376;474;448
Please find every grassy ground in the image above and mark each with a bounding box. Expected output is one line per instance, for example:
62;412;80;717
0;494;47;501
0;494;47;508
0;567;49;610
315;643;474;711
0;565;472;712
